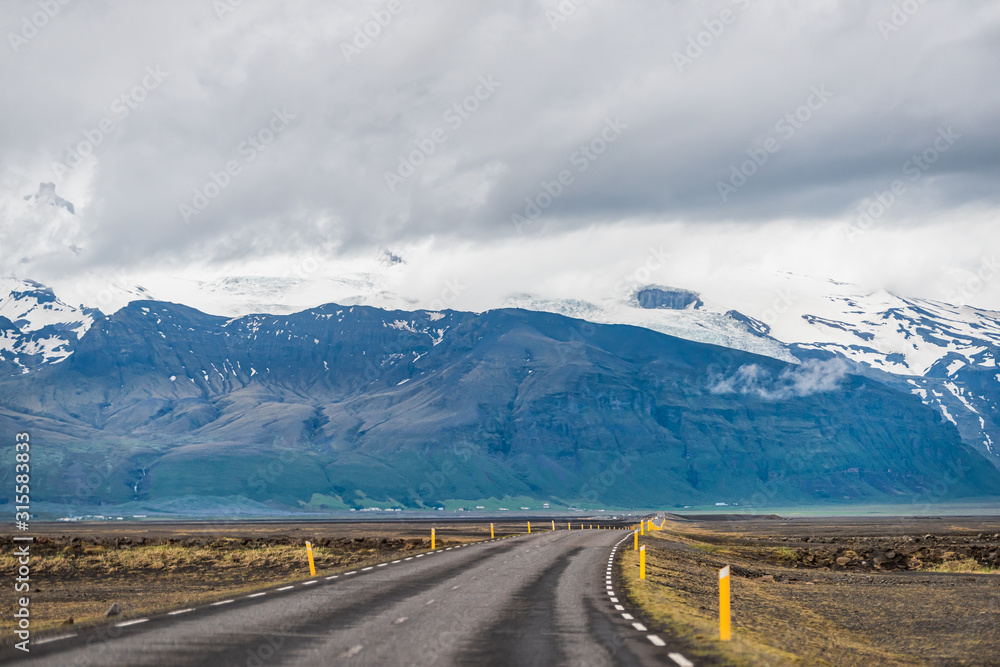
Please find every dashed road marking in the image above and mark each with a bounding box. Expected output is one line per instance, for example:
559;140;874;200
632;622;648;632
116;618;149;627
394;617;407;624
392;560;401;563
36;634;76;645
342;645;364;658
326;575;339;580
169;607;196;614
405;557;413;561
361;567;374;571
426;599;435;605
610;597;618;603
345;571;358;576
211;600;235;606
669;653;695;667
303;580;318;585
377;563;388;567
277;586;295;591
614;605;625;611
247;592;267;598
622;613;634;620
648;635;666;647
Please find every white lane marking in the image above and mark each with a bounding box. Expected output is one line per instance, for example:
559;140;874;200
36;634;76;645
247;593;267;598
361;567;374;571
116;618;148;627
405;557;414;561
345;571;357;576
394;617;408;624
648;635;666;647
622;613;634;620
669;653;695;667
326;575;339;580
392;560;401;563
303;580;318;585
342;645;363;658
426;599;435;605
632;622;647;632
614;605;625;611
451;585;460;590
169;607;196;614
212;600;235;606
446;547;453;551
377;563;388;567
416;554;425;558
606;586;613;590
277;586;295;591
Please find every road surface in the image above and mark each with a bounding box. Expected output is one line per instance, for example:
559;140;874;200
7;529;697;666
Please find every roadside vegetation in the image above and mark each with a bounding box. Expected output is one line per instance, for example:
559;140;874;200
619;520;1000;665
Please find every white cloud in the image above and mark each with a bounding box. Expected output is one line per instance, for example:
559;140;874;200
1;0;998;311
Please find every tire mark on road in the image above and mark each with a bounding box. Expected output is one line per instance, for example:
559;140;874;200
456;547;583;666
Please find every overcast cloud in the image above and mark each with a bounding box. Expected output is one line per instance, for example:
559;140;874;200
1;0;998;309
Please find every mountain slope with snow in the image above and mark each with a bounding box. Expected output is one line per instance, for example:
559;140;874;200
505;281;1000;468
0;278;101;374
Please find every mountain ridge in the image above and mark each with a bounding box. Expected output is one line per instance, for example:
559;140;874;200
2;295;998;512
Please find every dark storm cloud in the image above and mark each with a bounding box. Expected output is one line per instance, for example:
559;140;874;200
1;0;997;274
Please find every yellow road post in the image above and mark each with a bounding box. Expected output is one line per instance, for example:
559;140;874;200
719;565;731;641
431;528;435;550
640;546;645;579
552;520;555;531
634;530;639;551
490;523;494;539
305;541;316;577
528;521;531;534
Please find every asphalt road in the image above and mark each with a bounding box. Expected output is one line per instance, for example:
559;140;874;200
7;529;696;666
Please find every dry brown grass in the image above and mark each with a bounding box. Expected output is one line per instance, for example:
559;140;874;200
619;524;1000;666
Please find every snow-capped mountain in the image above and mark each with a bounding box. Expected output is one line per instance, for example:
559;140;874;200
0;278;101;374
779;291;1000;464
502;288;797;363
4;274;999;468
505;283;1000;468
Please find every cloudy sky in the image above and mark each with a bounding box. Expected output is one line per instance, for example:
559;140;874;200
1;0;998;314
